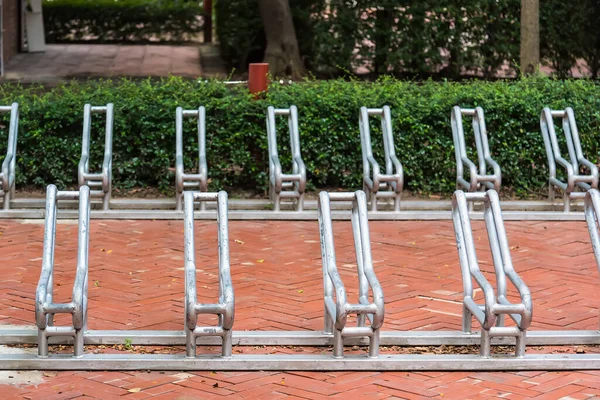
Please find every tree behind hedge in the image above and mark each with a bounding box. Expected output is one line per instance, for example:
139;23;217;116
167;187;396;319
216;0;600;79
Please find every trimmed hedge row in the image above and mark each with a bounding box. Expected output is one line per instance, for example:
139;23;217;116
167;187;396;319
43;0;204;43
0;77;599;196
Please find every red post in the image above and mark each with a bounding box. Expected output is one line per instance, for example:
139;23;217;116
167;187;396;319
248;63;269;96
203;0;212;43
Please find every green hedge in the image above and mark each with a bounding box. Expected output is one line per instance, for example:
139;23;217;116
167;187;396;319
0;77;599;197
216;0;600;79
43;0;204;43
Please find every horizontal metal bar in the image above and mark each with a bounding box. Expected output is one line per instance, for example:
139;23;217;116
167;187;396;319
2;329;600;346
90;106;108;113
0;210;589;221
9;197;585;212
1;353;600;371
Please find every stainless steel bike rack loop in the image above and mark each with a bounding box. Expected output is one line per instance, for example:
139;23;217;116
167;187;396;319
318;190;384;358
452;189;532;357
35;184;91;357
183;191;234;357
0;102;19;210
359;106;403;212
176;107;208;211
451;107;501;211
584;189;600;329
78;103;113;211
266;106;306;211
541;107;598;212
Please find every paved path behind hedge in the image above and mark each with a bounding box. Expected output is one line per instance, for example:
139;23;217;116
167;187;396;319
3;44;205;82
1;219;600;398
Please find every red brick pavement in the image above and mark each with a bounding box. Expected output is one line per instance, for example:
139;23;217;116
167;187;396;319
0;219;599;398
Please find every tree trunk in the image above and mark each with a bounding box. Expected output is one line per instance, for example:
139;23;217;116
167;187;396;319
520;0;540;75
257;0;306;79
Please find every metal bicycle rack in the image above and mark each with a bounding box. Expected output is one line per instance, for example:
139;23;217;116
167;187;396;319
176;107;208;211
318;190;384;358
78;103;113;211
183;191;234;357
540;107;598;212
359;106;403;212
266;106;306;211
584;190;600;295
0;103;19;210
452;190;532;357
451;107;501;204
36;184;91;357
3;187;600;369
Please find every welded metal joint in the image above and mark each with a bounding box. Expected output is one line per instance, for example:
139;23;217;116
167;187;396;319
266;106;306;211
176;107;208;211
0;103;19;210
183;191;234;357
78;104;113;210
359;106;403;212
540;107;598;212
35;185;91;357
318;190;384;358
451;107;501;211
452;190;532;358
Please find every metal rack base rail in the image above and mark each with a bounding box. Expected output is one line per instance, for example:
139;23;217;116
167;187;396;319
35;184;91;357
266;106;307;212
318;190;384;358
452;190;532;357
451;107;501;211
359;106;403;212
183;191;234;357
0;102;18;210
78;104;113;211
541;107;598;212
176;107;208;211
584;189;600;330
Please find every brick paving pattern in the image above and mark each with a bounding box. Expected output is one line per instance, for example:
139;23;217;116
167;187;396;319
0;219;599;398
3;44;203;82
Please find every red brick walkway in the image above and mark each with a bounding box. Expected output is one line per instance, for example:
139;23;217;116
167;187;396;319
1;219;600;398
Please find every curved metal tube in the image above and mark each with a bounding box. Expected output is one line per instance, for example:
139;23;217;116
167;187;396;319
183;191;234;358
318;190;385;358
451;189;532;357
78;104;113;210
176;107;209;211
35;184;91;357
266;106;306;211
0;103;19;209
540;107;598;212
359;106;403;212
451;106;501;194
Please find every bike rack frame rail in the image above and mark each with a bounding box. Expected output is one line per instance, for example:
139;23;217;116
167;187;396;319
183;191;234;357
0;102;19;210
451;107;501;198
176;107;208;211
78;104;113;211
266;106;306;212
584;189;600;331
318;190;384;358
541;107;598;212
359;106;403;212
452;189;532;357
35;184;91;357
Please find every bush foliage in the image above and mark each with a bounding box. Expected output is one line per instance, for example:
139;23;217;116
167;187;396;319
0;77;599;197
216;0;600;79
43;0;204;43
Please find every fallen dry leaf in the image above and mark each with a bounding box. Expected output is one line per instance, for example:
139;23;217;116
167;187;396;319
127;388;142;393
